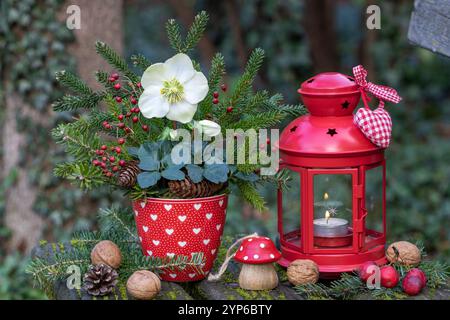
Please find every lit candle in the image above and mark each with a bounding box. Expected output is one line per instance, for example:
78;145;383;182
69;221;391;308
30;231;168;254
314;214;348;237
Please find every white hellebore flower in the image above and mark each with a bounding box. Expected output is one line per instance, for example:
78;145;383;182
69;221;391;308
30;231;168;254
194;120;221;137
139;53;209;123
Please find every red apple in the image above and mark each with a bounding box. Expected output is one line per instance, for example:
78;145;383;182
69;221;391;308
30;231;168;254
407;268;427;288
358;261;377;282
402;275;424;296
380;265;400;288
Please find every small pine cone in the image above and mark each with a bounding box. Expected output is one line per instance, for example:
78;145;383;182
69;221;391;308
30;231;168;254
118;160;140;187
83;264;119;296
168;178;224;198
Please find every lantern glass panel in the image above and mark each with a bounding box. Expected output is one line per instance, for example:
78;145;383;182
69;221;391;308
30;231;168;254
282;172;301;238
313;174;353;246
365;166;383;235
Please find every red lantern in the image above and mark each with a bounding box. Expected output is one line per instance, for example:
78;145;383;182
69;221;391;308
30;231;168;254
277;72;387;276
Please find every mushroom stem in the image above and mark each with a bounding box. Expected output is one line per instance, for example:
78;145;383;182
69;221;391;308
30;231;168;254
238;263;279;290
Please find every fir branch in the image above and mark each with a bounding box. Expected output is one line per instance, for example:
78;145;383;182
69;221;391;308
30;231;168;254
54;161;105;190
98;207;137;241
198;53;226;119
52;92;104;112
55;70;92;95
52;122;101;160
229;48;265;107
183;11;209;53
95;41;139;83
230;110;286;130
131;53;151;71
166;18;183;52
236;180;266;211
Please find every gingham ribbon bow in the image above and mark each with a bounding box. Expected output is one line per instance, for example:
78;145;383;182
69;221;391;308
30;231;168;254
353;65;402;108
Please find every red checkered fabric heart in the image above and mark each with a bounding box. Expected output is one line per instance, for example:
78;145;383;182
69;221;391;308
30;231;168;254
352;65;401;148
354;104;392;148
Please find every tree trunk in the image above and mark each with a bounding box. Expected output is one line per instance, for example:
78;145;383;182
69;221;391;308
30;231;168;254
2;0;124;253
303;0;339;72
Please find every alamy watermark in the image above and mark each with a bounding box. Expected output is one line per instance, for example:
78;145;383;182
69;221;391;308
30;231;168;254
66;5;81;30
366;5;381;30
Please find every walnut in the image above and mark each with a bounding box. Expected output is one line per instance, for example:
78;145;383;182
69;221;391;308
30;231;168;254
91;240;122;269
386;241;421;266
127;270;161;300
287;259;319;286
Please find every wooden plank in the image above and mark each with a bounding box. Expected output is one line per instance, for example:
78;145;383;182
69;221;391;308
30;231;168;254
408;0;450;57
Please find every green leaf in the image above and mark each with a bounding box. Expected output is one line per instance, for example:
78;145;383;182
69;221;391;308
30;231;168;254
138;144;160;171
186;164;203;183
137;172;161;188
203;164;229;183
161;168;185;181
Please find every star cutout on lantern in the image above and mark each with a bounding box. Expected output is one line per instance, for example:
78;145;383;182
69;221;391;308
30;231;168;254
327;128;337;136
341;101;350;109
290;125;298;132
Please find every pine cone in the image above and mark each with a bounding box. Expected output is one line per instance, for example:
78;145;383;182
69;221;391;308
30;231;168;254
168;178;225;198
118;160;140;188
83;264;118;296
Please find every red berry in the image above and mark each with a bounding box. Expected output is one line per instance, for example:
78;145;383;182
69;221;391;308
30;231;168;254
407;268;427;288
113;83;121;90
213;98;219;104
109;156;116;162
118;114;124;121
111;73;119;80
115;147;121;154
92;159;100;166
132;116;138;123
118;122;125;129
126;112;132;118
102;156;107;162
358;261;377;282
221;84;227;92
213;91;219;98
102;121;109;127
402;275;424;296
119;160;126;167
136;82;142;88
124;127;131;133
115;96;122;103
101;145;107;150
106;171;113;177
105;124;112;130
226;106;233;113
380;266;399;288
266;138;270;144
142;125;149;131
95;150;103;156
100;162;106;169
112;166;119;172
130;97;138;105
118;138;125;145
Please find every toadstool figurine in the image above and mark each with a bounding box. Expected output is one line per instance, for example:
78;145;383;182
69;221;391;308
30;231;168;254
234;236;281;290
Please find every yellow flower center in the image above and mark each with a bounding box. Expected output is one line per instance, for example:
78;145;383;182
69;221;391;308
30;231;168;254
161;78;184;104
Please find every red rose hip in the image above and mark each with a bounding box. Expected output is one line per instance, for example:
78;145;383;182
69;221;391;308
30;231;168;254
380;265;399;288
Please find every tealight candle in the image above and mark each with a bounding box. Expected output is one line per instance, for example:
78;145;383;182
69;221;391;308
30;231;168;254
313;217;348;238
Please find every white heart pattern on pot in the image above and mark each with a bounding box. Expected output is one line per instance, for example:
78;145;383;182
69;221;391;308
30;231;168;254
152;240;160;246
166;253;175;258
150;214;157;221
206;213;213;220
219;199;224;207
146;250;152;256
194;204;202;211
178;241;187;247
134;210;139;216
142;226;149;233
193;228;201;234
169;274;177;279
188;273;196;279
164;204;172;211
140;202;146;208
165;228;174;235
203;239;210;245
178;215;186;222
216;224;221;231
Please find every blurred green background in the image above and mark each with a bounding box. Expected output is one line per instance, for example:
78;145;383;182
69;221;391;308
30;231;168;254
0;0;449;299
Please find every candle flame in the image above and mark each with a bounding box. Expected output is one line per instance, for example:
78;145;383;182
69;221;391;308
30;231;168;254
325;210;331;224
324;192;329;200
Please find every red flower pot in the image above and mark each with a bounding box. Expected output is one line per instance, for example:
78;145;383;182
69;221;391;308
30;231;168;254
132;194;228;282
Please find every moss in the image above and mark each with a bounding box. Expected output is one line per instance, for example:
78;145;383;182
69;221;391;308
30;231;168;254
164;290;178;300
58;243;65;252
51;243;57;253
277;292;286;300
117;282;128;300
275;264;288;282
39;240;48;246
